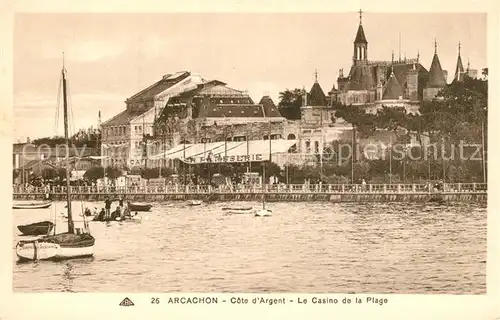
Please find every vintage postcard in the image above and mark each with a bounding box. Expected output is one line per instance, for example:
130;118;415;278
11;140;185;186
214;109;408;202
1;0;499;319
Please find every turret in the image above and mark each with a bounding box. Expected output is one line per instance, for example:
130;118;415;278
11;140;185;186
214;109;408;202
353;9;368;65
423;39;447;100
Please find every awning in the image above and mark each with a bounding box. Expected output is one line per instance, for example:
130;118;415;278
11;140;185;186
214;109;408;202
149;139;298;164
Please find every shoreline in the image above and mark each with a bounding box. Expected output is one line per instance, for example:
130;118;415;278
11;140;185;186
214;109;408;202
13;192;487;203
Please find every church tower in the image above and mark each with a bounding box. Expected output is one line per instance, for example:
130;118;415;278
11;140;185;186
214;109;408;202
353;9;368;65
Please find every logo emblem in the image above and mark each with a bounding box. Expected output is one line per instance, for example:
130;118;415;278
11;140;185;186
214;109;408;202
119;297;135;307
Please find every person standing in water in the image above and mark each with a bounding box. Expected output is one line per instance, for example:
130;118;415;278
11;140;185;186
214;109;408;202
104;197;112;219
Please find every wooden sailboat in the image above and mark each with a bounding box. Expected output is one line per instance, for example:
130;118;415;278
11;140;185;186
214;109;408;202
16;59;95;261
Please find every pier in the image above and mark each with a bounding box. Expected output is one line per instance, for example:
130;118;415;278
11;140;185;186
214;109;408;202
13;183;487;203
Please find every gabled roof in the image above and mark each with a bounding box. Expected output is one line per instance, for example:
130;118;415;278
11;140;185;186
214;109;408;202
308;82;327;106
354;24;367;44
127;71;191;101
259;96;282;117
427;53;447;88
382;71;404;100
453;54;465;82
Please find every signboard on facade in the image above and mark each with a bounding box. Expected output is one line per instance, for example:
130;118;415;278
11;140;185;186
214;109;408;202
182;153;267;164
129;159;146;167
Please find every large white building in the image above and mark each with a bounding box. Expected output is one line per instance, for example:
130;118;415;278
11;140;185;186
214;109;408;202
101;71;208;168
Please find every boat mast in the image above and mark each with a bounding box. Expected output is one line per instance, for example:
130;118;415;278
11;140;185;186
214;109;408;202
62;54;74;234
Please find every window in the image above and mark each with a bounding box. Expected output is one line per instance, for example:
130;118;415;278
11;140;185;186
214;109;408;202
314;141;319;154
305;140;311;153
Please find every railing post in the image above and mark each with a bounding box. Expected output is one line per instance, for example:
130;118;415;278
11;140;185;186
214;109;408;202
383;184;387;193
473;183;476;192
458;183;461;193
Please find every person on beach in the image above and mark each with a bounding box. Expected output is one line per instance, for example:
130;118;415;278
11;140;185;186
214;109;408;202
104;197;112;219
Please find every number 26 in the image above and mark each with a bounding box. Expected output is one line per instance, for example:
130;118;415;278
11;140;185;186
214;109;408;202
151;297;160;304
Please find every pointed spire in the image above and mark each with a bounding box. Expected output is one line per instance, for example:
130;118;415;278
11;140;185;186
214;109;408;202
453;41;465;82
354;9;367;44
314;69;319;83
383;69;404;100
417;50;420;63
434;38;438;54
428;43;447;88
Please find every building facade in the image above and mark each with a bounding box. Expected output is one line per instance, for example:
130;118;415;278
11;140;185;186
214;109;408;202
328;12;477;114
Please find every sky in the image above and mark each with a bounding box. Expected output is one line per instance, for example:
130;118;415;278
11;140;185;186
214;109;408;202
13;12;487;141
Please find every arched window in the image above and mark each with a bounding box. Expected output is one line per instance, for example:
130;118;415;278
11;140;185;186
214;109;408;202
287;133;296;140
314;141;319;154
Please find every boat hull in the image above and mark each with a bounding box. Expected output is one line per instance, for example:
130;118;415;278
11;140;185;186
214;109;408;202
223;207;254;214
255;209;272;217
186;200;202;206
128;203;153;212
13;202;52;209
17;221;54;236
16;233;95;261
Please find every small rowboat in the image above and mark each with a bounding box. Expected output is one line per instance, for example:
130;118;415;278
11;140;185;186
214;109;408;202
17;221;55;236
128;202;153;212
13;202;52;210
186;200;202;206
222;207;254;214
254;209;272;217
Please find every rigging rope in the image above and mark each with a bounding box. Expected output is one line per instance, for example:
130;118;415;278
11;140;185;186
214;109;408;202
54;76;62;136
67;78;76;138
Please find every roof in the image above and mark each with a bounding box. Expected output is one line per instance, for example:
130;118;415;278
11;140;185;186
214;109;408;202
354;24;367;44
150;139;298;163
199;104;266;118
382;72;404;100
346;64;376;90
196;85;247;97
259;96;282;117
427;53;447;88
308;82;327;106
101;109;146;127
386;62;428;87
453;54;465;82
127;71;190;101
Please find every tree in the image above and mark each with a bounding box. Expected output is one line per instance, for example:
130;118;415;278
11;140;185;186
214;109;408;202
141;167;160;180
41;167;66;181
277;88;306;120
83;166;105;182
482;68;488;80
106;167;123;180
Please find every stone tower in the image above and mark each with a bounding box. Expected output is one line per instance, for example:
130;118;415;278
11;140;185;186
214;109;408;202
353;9;368;65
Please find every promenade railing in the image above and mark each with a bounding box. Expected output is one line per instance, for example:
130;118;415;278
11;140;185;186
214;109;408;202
13;183;487;195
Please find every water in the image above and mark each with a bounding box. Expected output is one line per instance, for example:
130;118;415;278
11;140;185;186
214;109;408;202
12;201;486;293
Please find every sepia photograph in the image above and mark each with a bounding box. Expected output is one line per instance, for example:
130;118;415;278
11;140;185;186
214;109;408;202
8;7;490;301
